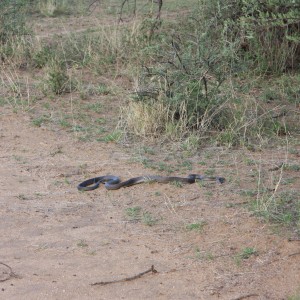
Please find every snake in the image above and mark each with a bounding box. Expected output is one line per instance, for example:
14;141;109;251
77;174;225;191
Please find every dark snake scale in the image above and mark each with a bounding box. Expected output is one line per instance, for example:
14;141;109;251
77;174;225;191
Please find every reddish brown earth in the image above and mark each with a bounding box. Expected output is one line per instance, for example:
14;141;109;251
1;109;300;300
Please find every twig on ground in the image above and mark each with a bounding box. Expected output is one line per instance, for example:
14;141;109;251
87;0;101;14
268;162;284;171
0;262;19;282
231;294;259;300
288;252;300;257
288;237;300;242
91;265;158;286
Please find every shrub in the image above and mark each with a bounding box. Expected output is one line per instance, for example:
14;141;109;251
0;0;28;44
220;0;300;73
124;4;240;139
123;0;300;143
45;60;70;94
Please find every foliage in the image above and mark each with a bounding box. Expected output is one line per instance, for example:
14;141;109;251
45;60;70;94
125;8;238;138
124;0;300;142
221;0;300;73
0;0;28;43
33;44;55;68
30;0;89;17
253;190;300;230
1;0;299;147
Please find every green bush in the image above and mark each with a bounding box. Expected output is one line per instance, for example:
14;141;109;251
0;0;32;66
33;44;55;68
220;0;300;73
45;60;70;94
125;4;240;138
0;0;28;44
123;0;300;142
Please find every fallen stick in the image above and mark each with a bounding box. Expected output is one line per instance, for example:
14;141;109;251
288;237;300;242
232;294;259;300
0;262;18;282
91;265;157;286
288;252;300;257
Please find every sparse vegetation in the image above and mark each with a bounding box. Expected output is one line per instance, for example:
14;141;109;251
32;115;49;127
1;0;299;149
252;190;300;230
0;0;28;43
238;247;257;259
44;60;71;95
77;239;88;248
234;247;258;265
193;248;215;260
121;0;300;147
0;2;296;142
102;130;122;142
142;211;158;226
125;206;142;221
288;290;300;300
186;221;207;232
125;206;158;226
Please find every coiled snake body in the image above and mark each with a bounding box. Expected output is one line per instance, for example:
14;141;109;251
77;174;225;191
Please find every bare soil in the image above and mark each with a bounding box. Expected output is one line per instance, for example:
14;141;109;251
1;7;300;300
1;104;300;300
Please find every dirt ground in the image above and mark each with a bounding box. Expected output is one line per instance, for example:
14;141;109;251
1;107;300;300
1;6;300;300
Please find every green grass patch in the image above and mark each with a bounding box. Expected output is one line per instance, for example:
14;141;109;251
102;131;122;142
234;247;257;266
77;240;88;248
85;102;102;113
185;221;206;232
125;207;158;226
238;247;257;259
142;211;158;226
284;164;300;172
252;190;300;231
125;206;142;221
32;115;50;127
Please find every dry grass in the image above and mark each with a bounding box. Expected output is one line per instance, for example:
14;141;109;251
123;100;172;138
